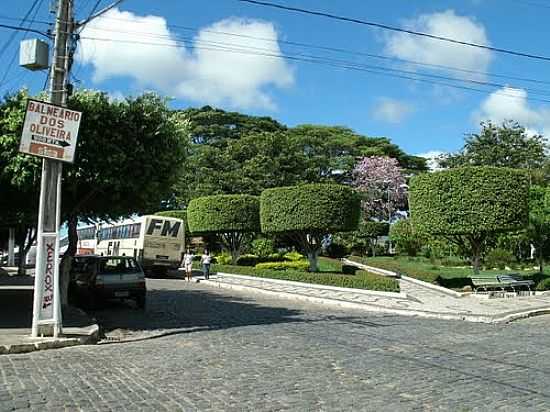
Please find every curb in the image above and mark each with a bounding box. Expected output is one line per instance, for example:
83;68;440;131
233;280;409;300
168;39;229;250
215;272;408;299
0;323;99;355
204;278;504;323
343;258;464;298
204;276;550;324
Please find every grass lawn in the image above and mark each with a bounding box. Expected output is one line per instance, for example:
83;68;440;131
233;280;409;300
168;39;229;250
348;255;550;290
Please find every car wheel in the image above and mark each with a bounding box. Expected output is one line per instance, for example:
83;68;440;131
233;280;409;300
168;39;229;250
136;295;146;310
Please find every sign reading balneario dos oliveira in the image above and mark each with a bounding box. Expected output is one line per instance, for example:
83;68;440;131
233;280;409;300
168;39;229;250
19;99;82;163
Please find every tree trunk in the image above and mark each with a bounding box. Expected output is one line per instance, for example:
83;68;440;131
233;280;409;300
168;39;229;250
370;238;376;257
538;245;544;273
17;236;25;276
60;215;78;306
230;248;240;265
307;250;319;272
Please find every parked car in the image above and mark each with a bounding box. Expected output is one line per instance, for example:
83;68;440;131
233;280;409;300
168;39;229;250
69;255;146;309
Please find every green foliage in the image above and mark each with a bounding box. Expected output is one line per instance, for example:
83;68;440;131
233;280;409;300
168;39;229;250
255;260;310;271
283;251;305;261
410;166;529;236
187;194;260;234
528;186;550;271
390;219;424;257
174;107;426;204
260;184;360;234
251;238;275;258
484;248;515;270
215;253;233;265
342;265;358;275
362;221;390;238
535;278;550;291
441;121;547;171
212;264;400;292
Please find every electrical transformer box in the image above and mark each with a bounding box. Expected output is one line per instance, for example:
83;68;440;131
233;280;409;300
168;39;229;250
19;39;49;71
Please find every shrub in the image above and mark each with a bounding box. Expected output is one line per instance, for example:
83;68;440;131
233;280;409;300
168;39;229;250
410;166;529;273
390;219;424;257
342;265;358;275
212;264;399;292
323;241;349;259
485;248;515;270
187;194;260;264
251;238;275;258
236;254;260;266
260;183;360;271
215;253;233;265
284;251;305;261
536;278;550;291
255;260;310;271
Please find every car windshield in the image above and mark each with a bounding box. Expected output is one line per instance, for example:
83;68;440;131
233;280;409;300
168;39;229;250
99;258;139;274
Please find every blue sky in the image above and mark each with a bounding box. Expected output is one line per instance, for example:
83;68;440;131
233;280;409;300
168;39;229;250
3;0;550;158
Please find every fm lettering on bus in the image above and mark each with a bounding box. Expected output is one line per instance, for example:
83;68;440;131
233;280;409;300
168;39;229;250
146;219;180;237
161;221;180;237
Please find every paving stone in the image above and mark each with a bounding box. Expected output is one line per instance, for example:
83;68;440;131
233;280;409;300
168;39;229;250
2;280;550;410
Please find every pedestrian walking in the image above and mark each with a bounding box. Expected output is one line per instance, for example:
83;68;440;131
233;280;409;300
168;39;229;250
201;250;212;280
181;248;194;282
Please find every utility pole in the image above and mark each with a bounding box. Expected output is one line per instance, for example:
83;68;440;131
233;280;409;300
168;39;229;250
31;0;74;338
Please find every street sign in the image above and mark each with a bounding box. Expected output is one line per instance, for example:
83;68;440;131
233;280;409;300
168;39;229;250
19;99;82;163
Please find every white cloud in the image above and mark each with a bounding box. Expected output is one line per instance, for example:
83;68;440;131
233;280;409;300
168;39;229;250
384;10;492;78
78;9;294;110
474;87;550;137
416;150;446;171
372;98;415;124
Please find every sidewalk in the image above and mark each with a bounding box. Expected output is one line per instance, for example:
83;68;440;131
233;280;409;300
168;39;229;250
0;269;99;354
202;264;550;324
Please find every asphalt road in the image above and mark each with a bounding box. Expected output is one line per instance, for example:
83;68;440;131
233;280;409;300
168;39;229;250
2;278;550;411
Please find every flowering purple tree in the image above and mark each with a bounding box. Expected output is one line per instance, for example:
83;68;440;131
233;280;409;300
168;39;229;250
352;156;407;222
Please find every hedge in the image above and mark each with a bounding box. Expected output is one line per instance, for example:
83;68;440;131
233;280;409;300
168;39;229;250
409;166;529;236
187;194;260;234
260;184;360;234
212;264;400;292
361;221;389;237
255;260;309;271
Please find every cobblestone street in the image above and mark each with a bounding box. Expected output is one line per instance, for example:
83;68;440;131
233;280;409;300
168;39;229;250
3;279;550;411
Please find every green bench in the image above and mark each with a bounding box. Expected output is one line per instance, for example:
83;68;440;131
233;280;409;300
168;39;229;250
471;274;534;293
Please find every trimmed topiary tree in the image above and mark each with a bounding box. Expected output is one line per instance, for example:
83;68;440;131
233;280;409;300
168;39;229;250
260;184;360;272
187;195;260;264
389;219;424;257
360;221;390;257
409;166;529;274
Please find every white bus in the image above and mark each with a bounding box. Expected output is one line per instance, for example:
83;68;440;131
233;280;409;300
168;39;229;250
94;215;185;276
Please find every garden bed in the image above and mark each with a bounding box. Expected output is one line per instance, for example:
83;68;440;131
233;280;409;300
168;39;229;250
210;261;400;293
347;255;550;291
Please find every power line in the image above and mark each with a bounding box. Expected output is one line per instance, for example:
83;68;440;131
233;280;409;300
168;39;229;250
239;0;550;62
0;22;49;37
78;34;550;104
4;11;550;88
73;24;550;98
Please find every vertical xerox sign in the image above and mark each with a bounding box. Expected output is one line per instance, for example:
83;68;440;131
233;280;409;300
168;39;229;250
37;235;56;321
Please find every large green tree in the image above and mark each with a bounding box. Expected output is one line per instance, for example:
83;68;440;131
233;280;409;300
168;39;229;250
441;121;547;177
260;184;360;272
410;166;530;274
174;107;426;204
529;186;550;272
0;89;187;295
0;90;41;274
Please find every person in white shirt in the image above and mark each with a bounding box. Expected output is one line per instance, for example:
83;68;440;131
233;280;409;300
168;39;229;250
181;248;194;282
201;250;212;280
